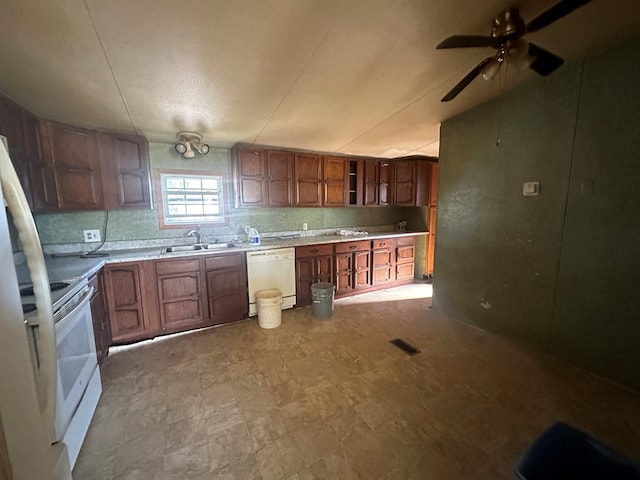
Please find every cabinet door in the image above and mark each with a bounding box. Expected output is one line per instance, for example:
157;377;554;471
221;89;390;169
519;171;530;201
316;254;334;284
105;263;150;343
379;161;392;205
157;272;205;333
295;153;322;206
393;160;417;206
295;256;315;306
371;248;393;285
396;237;416;281
98;132;151;209
23;112;55;210
323;155;348;206
0;96;29;200
267;150;293;206
205;253;248;325
363;160;379;206
42;121;104;210
353;250;371;289
235;148;267;206
89;271;110;365
156;258;207;333
335;252;354;294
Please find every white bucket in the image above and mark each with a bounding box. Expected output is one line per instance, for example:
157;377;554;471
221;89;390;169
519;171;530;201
255;289;282;329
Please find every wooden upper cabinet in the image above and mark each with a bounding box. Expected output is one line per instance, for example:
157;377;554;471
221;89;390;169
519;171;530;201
294;153;323;206
267;150;293;206
235;147;267;207
323;155;348;206
392;157;433;206
363;160;379;206
97;132;151;209
34;124;151;212
393;160;417;206
0;95;32;205
364;159;391;206
233;146;294;207
40;121;104;210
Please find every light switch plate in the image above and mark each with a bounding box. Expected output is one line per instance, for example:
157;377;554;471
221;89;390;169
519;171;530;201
523;181;540;196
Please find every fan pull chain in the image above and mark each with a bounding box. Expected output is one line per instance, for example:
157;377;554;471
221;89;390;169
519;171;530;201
495;61;509;147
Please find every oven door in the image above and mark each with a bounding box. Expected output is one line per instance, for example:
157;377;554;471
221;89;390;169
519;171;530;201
53;285;98;440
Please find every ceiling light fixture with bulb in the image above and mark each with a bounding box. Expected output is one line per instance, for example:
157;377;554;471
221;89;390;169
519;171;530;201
436;0;593;102
174;132;210;159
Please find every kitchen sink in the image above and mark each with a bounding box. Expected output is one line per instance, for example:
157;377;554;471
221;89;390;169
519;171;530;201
161;243;236;253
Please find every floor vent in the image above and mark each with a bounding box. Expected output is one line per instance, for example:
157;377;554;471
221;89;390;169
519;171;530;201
389;338;420;356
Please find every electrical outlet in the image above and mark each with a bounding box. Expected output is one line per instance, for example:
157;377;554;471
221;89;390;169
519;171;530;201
83;229;101;242
302;223;308;231
244;225;251;234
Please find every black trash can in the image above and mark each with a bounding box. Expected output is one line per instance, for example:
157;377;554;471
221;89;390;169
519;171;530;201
310;282;335;318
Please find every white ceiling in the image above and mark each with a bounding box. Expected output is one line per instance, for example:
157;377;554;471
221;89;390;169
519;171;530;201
1;0;639;158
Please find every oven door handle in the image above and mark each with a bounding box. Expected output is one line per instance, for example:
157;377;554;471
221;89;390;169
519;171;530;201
55;286;95;325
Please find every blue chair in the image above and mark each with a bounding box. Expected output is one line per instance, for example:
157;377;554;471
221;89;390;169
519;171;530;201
514;422;640;480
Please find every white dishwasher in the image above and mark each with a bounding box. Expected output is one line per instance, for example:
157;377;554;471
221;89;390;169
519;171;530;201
246;247;296;316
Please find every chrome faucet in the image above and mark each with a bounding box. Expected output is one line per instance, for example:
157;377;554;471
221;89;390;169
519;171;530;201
186;225;203;244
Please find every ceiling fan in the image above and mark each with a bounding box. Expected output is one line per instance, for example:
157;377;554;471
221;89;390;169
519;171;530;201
436;0;592;102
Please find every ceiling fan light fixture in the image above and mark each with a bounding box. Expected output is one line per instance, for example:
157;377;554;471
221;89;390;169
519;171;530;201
482;57;502;81
505;39;532;69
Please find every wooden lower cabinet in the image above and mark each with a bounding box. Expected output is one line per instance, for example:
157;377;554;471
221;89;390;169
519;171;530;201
335;240;370;295
156;257;208;334
88;270;111;365
295;244;333;306
371;238;395;286
296;237;418;305
106;253;249;344
104;262;156;344
205;253;248;325
395;237;416;281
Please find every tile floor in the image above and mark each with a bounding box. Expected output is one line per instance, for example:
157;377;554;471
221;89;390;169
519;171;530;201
74;283;640;479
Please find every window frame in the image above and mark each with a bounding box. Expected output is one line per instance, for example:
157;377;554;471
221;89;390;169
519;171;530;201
155;169;229;229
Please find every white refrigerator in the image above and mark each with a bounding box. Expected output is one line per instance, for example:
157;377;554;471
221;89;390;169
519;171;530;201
0;140;71;478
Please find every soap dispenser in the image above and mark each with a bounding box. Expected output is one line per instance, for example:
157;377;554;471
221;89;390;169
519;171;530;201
248;227;261;245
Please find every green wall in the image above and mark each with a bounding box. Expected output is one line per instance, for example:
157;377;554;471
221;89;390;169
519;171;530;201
434;33;640;390
34;143;417;247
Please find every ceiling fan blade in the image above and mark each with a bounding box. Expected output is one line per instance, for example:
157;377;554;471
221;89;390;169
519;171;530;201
441;57;494;102
436;35;494;49
526;0;592;33
528;43;564;76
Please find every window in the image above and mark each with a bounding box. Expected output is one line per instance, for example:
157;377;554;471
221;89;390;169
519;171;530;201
158;171;225;226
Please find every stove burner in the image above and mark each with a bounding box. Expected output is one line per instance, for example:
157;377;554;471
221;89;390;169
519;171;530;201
19;281;70;297
22;303;37;314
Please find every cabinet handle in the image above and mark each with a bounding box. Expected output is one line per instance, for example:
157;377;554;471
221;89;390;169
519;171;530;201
349;245;356;250
310;249;318;254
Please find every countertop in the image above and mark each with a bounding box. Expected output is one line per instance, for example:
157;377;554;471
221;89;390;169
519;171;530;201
100;230;427;263
17;230;426;282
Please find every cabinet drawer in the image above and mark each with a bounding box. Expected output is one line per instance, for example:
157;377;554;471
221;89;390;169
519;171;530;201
205;253;243;270
296;244;333;258
396;236;415;247
156;258;201;275
335;240;369;254
372;238;395;250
